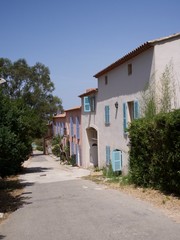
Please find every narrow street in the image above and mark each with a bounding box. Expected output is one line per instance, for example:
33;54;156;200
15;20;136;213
0;152;179;240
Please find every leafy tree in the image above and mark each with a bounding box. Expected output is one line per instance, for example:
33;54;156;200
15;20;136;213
0;91;32;177
0;58;64;177
0;58;63;137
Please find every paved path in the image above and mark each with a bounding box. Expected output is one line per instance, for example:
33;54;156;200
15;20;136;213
0;153;180;240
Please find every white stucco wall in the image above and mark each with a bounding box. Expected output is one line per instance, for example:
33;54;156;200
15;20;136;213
96;48;155;172
153;37;180;108
81;36;180;172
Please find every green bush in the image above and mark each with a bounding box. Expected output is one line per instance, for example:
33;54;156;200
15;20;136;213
129;109;180;195
52;145;60;157
67;154;76;166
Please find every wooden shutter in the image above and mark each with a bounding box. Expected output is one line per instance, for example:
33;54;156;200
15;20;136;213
112;150;122;171
84;96;91;112
123;103;127;132
134;100;139;119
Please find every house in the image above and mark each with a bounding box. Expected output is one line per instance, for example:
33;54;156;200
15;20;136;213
79;33;180;173
65;107;81;166
50;106;82;166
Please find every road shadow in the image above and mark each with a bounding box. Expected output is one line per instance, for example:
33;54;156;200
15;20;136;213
0;178;33;221
0;235;6;239
31;152;44;157
22;167;53;174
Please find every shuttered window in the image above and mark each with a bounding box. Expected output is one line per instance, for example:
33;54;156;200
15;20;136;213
84;96;91;112
105;105;110;125
106;146;111;165
112;150;122;171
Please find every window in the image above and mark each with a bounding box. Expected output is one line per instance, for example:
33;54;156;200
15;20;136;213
123;100;139;132
128;64;132;75
106;146;111;165
112;150;122;171
105;105;110;125
105;75;108;85
84;96;95;112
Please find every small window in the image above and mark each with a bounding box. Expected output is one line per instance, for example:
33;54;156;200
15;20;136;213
128;64;132;75
84;96;95;112
123;100;139;132
105;75;108;85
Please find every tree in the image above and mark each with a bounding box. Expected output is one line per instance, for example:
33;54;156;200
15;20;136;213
0;58;64;177
0;58;63;137
0;90;32;177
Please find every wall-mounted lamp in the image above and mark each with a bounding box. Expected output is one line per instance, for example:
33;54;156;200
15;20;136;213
115;101;118;109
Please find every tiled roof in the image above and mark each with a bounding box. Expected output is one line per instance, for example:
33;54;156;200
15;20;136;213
94;33;180;78
53;112;66;118
78;88;98;98
64;106;81;112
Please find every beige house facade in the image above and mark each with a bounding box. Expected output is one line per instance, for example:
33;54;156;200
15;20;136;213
79;33;180;173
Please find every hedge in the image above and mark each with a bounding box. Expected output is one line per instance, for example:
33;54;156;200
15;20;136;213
129;109;180;195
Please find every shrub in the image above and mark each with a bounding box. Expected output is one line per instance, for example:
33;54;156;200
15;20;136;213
52;145;60;157
129;109;180;195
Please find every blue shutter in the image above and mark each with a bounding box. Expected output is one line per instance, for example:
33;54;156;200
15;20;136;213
61;122;64;136
76;117;80;139
106;146;111;165
105;106;110;125
134;100;139;119
84;96;91;112
123;103;127;132
70;117;74;137
112;150;122;171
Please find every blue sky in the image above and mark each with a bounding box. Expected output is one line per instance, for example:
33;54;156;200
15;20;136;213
0;0;180;109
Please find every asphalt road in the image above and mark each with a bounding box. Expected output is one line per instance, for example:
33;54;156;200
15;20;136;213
0;152;180;240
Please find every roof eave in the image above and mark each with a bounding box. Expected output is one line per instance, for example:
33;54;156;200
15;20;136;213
93;42;152;78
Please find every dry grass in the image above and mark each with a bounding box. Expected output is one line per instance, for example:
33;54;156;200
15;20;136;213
84;171;180;223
